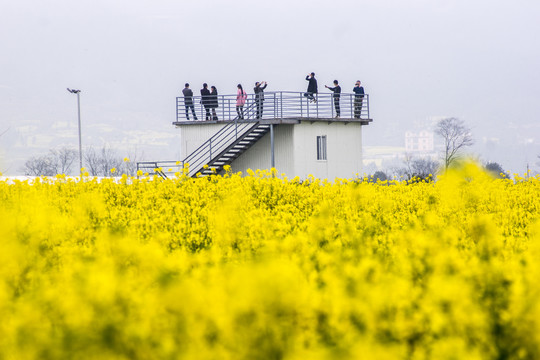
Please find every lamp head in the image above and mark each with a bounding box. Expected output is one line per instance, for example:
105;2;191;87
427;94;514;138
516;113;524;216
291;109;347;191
67;88;81;94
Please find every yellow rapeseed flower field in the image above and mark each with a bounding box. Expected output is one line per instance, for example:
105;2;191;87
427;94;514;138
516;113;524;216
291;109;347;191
0;163;539;359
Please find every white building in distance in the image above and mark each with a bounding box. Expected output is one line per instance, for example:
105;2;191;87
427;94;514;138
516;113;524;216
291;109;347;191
405;130;434;152
140;91;373;179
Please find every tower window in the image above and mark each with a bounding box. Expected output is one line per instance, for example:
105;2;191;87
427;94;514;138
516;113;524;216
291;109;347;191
317;136;327;161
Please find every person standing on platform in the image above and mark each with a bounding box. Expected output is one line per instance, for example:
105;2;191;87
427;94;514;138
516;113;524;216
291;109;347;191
236;84;247;119
353;80;365;119
200;83;211;121
209;86;219;121
182;83;197;121
254;81;267;119
325;80;341;118
304;72;318;103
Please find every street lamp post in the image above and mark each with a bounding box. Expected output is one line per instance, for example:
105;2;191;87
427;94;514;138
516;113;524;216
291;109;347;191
67;88;82;175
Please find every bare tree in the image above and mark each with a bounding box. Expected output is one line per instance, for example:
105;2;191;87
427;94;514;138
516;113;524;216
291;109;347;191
394;154;440;181
49;147;78;175
22;147;78;176
98;146;123;176
83;146;101;176
83;145;126;176
410;158;439;180
435;117;474;170
119;148;144;176
23;154;55;176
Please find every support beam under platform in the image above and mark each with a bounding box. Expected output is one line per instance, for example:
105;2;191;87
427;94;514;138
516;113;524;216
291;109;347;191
173;117;372;127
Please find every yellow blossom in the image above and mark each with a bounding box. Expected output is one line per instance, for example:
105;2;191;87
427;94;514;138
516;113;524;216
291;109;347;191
0;162;538;359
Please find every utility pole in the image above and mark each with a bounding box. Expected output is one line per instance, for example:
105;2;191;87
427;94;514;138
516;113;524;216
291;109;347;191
67;88;82;175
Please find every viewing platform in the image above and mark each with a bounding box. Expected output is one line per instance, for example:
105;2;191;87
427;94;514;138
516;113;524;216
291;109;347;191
173;91;371;125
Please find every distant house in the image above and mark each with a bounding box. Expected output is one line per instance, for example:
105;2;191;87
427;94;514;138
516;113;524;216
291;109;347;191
139;91;372;179
405;130;434;152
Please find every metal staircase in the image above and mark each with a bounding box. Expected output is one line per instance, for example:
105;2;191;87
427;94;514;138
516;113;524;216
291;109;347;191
138;101;271;178
183;102;270;177
196;122;270;176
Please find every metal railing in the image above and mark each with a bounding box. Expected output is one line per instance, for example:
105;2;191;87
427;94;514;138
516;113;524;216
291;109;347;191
176;91;370;122
136;161;181;178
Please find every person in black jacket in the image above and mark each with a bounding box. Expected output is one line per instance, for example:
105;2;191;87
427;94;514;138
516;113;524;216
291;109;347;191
209;86;219;121
325;80;341;118
254;81;267;119
304;72;318;103
182;83;197;121
200;83;212;121
353;80;365;119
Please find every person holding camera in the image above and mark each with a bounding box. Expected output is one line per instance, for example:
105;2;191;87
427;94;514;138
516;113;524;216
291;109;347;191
325;80;341;118
304;72;318;103
254;81;267;119
353;80;365;119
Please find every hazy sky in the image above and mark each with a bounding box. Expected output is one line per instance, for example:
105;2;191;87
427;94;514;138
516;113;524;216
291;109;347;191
1;0;540;174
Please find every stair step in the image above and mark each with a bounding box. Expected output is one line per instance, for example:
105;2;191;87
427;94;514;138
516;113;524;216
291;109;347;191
184;118;275;177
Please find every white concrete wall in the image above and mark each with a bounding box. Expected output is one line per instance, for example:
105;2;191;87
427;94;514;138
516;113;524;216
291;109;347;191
231;125;294;176
178;124;225;159
178;121;364;180
293;121;363;179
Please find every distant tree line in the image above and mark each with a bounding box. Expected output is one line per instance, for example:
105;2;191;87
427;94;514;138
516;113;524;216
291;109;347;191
368;158;508;183
22;146;142;177
366;156;440;183
366;117;512;182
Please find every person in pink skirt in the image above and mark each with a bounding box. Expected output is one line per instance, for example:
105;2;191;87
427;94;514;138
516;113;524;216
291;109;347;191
236;84;247;119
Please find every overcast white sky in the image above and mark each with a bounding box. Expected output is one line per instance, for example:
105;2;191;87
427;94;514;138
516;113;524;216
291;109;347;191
1;0;540;174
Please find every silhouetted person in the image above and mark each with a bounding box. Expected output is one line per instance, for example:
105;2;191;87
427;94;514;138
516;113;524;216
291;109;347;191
182;83;197;120
236;84;247;119
325;80;341;118
200;83;211;121
304;72;318;103
209;86;219;121
254;81;267;119
353;80;365;119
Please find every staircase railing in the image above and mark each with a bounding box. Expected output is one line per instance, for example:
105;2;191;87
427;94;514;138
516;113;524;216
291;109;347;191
183;101;261;177
136;161;179;178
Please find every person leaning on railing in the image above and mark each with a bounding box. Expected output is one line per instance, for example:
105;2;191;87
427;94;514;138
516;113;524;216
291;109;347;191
325;80;341;118
254;81;267;119
182;83;198;121
353;80;365;119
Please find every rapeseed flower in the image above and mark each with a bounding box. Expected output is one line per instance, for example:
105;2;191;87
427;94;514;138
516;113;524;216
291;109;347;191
0;163;538;359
